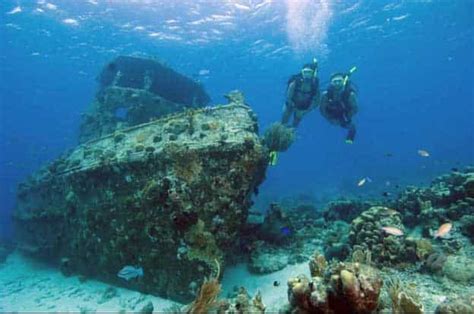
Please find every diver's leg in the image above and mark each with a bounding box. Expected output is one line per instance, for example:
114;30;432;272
281;102;293;125
293;108;310;127
292;110;303;127
345;122;356;142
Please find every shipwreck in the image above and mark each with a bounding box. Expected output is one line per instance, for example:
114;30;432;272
13;56;268;302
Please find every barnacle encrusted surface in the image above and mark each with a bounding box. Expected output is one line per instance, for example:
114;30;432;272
14;102;267;302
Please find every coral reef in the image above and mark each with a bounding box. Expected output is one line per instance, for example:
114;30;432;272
394;167;474;237
262;122;295;152
285;253;383;313
349;206;416;265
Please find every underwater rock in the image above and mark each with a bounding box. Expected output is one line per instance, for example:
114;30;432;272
322;199;375;223
422;252;447;273
349;206;416;266
0;248;8;264
98;286;118;304
459;214;474;243
80;56;210;143
139;301;154;314
414;238;434;260
218;287;266;313
13;100;267;302
323;220;350;261
60;257;73;277
0;241;14;264
286;253;383;313
248;243;289;274
258;203;293;244
435;294;474;314
441;255;474;284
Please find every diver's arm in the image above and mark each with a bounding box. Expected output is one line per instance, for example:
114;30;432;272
286;82;296;107
319;92;329;118
311;88;321;109
347;91;358;117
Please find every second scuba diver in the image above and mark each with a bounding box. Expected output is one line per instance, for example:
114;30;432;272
281;60;320;127
319;69;358;144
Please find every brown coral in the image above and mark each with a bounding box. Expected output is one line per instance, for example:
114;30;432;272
349;206;415;266
309;252;328;277
287;259;382;314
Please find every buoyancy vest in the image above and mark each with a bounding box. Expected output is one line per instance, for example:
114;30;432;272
288;74;319;110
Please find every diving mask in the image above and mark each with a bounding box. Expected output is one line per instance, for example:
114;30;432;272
301;68;315;79
331;76;344;87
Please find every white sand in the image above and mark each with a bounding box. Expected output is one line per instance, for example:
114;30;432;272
0;252;307;312
0;252;182;312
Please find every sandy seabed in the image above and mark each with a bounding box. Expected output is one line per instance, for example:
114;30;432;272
0;251;308;312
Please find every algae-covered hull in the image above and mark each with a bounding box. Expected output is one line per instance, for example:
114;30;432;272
14;102;267;302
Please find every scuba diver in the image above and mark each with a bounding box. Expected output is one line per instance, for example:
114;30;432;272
319;67;358;144
281;59;320;127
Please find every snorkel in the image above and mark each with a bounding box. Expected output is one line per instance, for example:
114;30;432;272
343;66;357;88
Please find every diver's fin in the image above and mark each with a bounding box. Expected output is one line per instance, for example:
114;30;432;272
269;151;278;166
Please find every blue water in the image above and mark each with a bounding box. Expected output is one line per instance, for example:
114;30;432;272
1;0;473;240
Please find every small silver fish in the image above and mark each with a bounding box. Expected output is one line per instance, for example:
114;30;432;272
418;149;430;157
117;265;144;281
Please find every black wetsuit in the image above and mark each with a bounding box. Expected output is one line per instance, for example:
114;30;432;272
321;85;357;141
290;76;319;110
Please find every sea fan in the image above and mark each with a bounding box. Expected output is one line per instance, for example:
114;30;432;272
262;122;295;152
186;277;221;313
185;259;221;313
